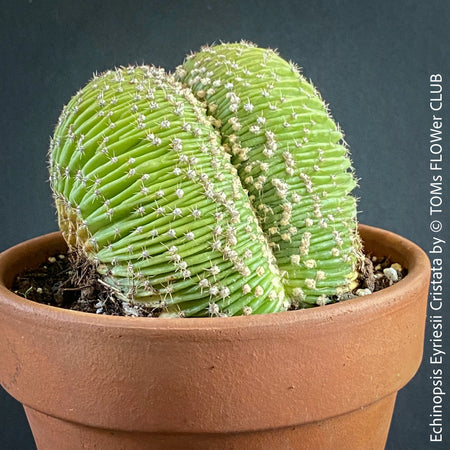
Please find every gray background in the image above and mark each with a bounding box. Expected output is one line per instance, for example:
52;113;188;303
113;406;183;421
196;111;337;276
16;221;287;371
1;0;449;448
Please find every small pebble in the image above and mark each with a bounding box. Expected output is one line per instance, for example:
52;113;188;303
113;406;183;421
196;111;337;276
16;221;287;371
391;263;402;272
383;267;398;282
58;254;65;260
375;264;382;271
36;287;43;294
356;288;372;297
94;300;103;309
48;256;57;264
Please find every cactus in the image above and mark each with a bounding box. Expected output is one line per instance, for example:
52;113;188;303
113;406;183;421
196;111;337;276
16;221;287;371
48;65;287;317
48;42;364;317
176;41;363;307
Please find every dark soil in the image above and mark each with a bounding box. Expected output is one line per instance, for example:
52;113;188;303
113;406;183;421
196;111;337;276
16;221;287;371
12;252;407;317
342;254;407;299
12;252;156;317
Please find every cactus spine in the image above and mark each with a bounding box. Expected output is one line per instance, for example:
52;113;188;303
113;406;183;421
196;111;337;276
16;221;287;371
176;42;363;306
48;66;287;317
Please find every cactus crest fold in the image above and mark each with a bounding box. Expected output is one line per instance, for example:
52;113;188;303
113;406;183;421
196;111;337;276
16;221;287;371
48;65;287;317
176;41;363;306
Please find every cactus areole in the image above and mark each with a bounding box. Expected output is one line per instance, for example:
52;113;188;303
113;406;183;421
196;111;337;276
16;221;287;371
48;43;364;317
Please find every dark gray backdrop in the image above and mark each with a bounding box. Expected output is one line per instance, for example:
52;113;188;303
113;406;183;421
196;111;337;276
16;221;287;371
1;1;449;448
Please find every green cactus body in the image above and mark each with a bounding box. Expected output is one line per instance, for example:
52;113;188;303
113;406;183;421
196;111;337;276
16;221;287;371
48;65;287;317
176;42;363;306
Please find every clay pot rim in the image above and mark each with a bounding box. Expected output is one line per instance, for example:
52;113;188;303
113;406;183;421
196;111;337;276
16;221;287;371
0;223;430;332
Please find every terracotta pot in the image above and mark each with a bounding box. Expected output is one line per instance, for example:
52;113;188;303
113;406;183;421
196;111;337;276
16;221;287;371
0;225;430;450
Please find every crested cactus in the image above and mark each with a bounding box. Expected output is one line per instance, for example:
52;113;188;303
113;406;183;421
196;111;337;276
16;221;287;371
48;42;364;317
48;65;287;317
176;41;363;306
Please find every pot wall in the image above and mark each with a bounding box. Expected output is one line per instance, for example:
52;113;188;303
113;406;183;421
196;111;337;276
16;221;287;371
0;225;430;449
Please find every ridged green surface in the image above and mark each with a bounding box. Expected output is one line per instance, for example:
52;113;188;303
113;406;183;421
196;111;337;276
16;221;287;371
48;66;286;317
177;42;362;306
